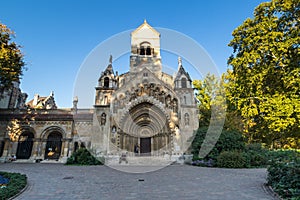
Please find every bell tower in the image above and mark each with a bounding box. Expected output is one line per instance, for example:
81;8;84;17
130;20;162;76
95;55;118;106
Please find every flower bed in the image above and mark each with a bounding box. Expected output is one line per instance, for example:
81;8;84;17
0;172;27;199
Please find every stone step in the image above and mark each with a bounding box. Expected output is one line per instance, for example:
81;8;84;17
105;156;173;166
11;159;36;163
40;160;63;164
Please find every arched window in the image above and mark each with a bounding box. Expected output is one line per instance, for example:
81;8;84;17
184;96;187;104
104;77;109;88
181;77;187;88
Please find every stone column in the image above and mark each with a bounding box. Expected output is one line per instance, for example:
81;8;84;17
61;138;70;163
63;140;69;157
41;140;47;159
123;134;126;151
35;139;42;159
32;139;39;157
165;135;168;153
151;137;153;156
2;139;11;159
11;142;18;156
68;140;72;157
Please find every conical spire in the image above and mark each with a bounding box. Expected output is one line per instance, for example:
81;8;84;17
175;56;192;82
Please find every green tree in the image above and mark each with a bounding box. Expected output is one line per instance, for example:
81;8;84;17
227;0;300;148
193;73;226;126
193;74;216;126
193;73;243;131
0;22;25;96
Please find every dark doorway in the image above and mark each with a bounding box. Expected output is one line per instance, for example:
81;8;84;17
45;132;62;160
0;141;4;157
16;132;34;159
140;137;151;156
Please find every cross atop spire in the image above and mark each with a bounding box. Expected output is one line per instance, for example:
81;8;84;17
178;56;182;66
109;55;113;64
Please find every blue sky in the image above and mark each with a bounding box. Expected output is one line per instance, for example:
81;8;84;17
1;0;267;108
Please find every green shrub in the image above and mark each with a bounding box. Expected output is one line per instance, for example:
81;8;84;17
216;151;246;168
192;127;245;164
267;149;299;163
243;143;268;167
267;152;300;200
0;172;27;199
66;148;104;165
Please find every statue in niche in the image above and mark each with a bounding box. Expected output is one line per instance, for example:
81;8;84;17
101;113;106;125
124;91;129;101
184;113;189;126
154;87;160;99
165;95;171;108
139;84;145;96
172;99;178;113
129;91;134;101
143;84;149;96
149;84;155;96
159;91;165;103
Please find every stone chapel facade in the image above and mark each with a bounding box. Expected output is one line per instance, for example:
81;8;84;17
0;21;198;163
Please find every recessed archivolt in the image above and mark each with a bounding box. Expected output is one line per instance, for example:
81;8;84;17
19;126;36;138
120;102;171;137
114;95;169;122
41;126;66;139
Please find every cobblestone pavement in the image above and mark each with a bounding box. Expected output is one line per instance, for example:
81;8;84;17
0;163;276;200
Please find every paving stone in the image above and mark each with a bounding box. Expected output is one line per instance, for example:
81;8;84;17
0;163;276;200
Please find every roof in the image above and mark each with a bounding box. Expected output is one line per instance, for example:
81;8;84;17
26;92;57;109
131;19;160;37
175;65;192;82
